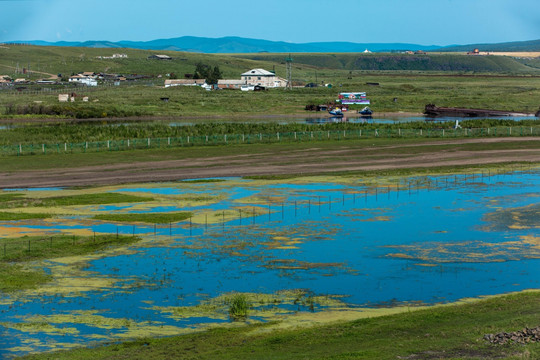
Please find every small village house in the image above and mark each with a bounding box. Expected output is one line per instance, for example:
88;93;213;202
69;73;98;86
241;69;286;88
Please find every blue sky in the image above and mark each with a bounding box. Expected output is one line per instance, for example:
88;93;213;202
1;0;539;45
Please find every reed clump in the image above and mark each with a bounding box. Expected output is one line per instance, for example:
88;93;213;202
227;293;250;321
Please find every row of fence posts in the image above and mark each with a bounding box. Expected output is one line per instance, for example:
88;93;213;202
7;126;540;156
2;165;536;257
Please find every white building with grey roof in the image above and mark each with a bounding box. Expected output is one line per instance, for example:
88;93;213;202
241;69;286;88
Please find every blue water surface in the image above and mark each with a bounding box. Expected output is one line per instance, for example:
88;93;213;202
1;170;539;357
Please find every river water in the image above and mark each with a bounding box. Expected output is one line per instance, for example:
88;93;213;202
1;169;539;357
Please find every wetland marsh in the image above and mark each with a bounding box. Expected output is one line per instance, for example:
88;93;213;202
1;170;540;357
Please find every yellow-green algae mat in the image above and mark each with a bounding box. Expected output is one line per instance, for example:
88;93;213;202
1;170;540;357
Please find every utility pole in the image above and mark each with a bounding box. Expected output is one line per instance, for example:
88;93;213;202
285;54;293;90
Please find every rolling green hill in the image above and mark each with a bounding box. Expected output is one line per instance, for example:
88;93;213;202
235;53;540;74
0;45;275;80
1;45;539;84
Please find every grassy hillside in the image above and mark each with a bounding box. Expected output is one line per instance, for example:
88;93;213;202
0;45;286;81
235;53;540;74
1;45;539;84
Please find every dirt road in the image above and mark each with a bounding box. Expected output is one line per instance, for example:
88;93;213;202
0;137;539;188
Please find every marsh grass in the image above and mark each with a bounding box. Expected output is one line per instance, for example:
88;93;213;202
0;193;152;209
93;212;193;224
0;234;141;292
227;293;250;321
0;234;140;263
0;262;51;293
0;211;51;220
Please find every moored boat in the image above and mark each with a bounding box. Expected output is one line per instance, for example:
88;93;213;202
328;108;344;117
359;106;373;116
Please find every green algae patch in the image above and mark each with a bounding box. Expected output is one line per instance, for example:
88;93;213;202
264;259;345;271
2;321;79;335
190;207;265;225
26;311;143;330
483;203;540;231
151;290;349;324
22;265;126;298
7;310;188;346
385;236;540;264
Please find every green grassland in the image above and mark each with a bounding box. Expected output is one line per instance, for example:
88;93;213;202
1;75;539;119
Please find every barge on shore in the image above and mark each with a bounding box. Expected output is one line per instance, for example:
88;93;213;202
424;104;538;118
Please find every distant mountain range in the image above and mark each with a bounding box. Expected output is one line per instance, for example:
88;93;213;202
7;36;540;53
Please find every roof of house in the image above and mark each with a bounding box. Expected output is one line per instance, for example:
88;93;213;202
164;79;206;85
241;69;276;77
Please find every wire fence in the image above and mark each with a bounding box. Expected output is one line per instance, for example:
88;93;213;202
2;126;540;156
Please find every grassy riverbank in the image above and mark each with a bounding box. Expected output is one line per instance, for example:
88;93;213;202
18;290;540;360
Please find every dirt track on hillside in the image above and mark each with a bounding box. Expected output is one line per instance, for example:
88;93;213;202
1;137;539;189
